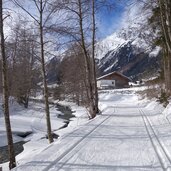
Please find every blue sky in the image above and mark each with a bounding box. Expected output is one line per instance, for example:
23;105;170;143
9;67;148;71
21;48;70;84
97;0;132;39
5;0;130;41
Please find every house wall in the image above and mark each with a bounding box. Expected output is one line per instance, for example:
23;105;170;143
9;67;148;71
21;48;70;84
97;80;115;89
98;73;129;88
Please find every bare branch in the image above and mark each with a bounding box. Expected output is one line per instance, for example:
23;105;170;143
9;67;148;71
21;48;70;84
32;0;41;12
11;0;40;24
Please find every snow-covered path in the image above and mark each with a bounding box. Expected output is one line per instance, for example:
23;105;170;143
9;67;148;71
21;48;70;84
12;92;171;171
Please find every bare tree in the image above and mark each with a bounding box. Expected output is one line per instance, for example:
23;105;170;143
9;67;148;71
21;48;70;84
7;22;40;108
59;44;87;105
91;0;99;113
12;0;55;143
77;0;96;118
0;0;16;169
51;0;98;118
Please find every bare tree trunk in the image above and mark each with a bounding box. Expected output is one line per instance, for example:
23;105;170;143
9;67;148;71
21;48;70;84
9;28;18;96
168;52;171;93
164;0;171;45
40;0;53;143
158;0;171;51
78;0;96;118
163;53;168;92
163;46;169;93
0;0;16;169
91;0;99;114
158;0;171;93
165;51;171;94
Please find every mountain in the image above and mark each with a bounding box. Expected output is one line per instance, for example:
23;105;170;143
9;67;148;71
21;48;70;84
96;32;161;80
46;57;61;83
98;43;161;80
96;4;161;80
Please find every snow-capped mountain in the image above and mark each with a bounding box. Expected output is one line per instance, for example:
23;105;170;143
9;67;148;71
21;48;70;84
97;39;161;80
95;33;128;60
96;3;161;80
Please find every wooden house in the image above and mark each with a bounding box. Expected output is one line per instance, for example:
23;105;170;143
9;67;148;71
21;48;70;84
97;71;131;89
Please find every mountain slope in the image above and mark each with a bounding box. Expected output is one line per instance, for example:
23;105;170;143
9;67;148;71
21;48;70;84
97;39;161;79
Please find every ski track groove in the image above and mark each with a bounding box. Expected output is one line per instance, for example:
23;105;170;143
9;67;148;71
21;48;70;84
140;109;171;171
42;107;116;171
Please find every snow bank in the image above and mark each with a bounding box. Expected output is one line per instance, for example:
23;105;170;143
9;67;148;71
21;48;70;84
163;102;171;123
145;100;162;111
53;101;90;137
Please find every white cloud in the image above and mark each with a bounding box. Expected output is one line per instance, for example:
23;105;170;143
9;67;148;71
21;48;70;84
120;1;151;29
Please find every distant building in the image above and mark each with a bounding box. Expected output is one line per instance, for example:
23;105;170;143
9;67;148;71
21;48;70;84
97;71;131;89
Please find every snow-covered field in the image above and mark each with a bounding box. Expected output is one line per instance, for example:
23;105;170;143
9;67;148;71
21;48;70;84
1;87;171;170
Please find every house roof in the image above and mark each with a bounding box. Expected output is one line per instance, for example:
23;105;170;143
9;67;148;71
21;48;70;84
97;71;131;81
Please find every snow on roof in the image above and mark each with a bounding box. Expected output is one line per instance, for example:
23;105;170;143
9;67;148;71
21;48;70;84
97;71;131;81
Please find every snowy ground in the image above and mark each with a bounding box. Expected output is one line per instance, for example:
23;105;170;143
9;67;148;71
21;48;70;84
0;99;89;170
2;88;171;170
